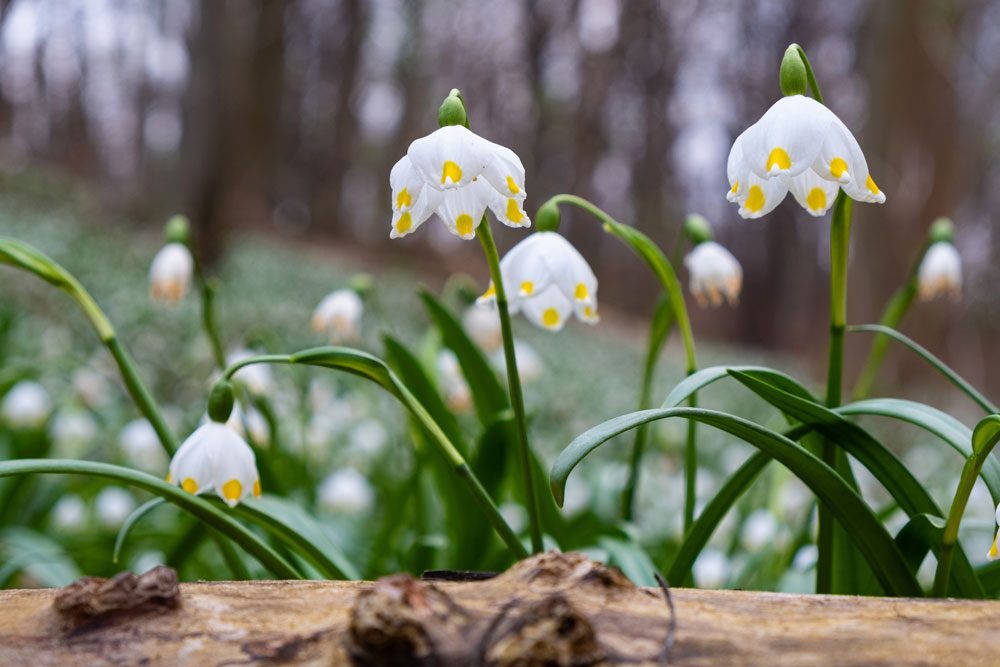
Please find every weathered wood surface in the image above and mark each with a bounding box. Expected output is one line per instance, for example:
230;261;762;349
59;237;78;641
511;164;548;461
0;551;997;666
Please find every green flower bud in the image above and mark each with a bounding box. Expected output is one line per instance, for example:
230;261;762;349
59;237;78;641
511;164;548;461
779;44;808;97
535;200;561;233
683;213;714;245
164;215;191;245
438;89;468;128
207;379;235;423
928;217;955;244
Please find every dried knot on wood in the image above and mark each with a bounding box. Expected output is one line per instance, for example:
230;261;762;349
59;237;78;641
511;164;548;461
53;565;180;629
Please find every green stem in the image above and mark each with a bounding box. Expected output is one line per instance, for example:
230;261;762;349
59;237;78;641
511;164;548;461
222;353;529;559
933;456;978;597
543;194;700;527
475;220;543;554
106;337;178;456
198;273;227;370
795;44;825;105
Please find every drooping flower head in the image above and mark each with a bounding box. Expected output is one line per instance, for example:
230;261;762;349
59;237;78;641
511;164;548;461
168;422;261;507
684;240;743;308
917;241;962;302
311;288;364;343
478;232;598;332
389;124;531;240
727;95;885;219
149;242;193;304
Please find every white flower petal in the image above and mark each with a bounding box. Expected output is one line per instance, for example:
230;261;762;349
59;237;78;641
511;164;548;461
149;243;193;304
390;186;441;238
684;241;743;308
436;179;493;240
811;115;862;185
311;289;363;343
482;141;527;199
726;127;753;202
917;242;962;301
487;193;532;229
169;422;261;506
736;173;789;219
389;155;424;211
407;125;491;190
746;95;827;179
788;170;840;217
521;284;574;331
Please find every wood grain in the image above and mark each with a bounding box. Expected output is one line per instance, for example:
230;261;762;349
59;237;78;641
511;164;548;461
0;551;997;666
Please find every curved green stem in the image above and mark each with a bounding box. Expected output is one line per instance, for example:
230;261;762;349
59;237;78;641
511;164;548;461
0;237;177;455
475;220;543;554
543;194;700;528
795;44;825;105
221;350;529;559
198;274;227;370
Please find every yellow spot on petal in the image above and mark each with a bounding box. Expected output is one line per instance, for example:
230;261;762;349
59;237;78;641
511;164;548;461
505;198;525;224
730;180;739;194
441;160;462;185
745;185;765;213
990;533;999;561
253;479;262;497
520;281;534;295
830;157;848;179
222;479;243;502
766;147;791;172
583;306;596;319
395;187;412;209
166;473;173;483
182;478;198;494
394;211;412;234
575;283;589;300
481;283;496;300
866;175;880;195
806;187;827;212
456;214;474;237
542;308;559;328
505;175;521;195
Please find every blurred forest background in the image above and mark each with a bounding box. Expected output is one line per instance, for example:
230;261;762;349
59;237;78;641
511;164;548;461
0;0;997;393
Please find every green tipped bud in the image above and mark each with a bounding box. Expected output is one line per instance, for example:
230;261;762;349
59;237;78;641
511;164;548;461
348;273;374;298
779;44;808;97
438;89;468;128
164;215;191;245
683;213;714;245
207;379;235;423
928;217;955;244
535;200;561;233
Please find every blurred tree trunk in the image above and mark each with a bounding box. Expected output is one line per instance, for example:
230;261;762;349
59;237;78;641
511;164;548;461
182;0;288;267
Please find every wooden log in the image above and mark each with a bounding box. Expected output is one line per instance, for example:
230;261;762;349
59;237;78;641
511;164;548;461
0;551;997;666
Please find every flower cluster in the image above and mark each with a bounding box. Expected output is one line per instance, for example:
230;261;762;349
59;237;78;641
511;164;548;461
389;125;531;240
727;95;885;219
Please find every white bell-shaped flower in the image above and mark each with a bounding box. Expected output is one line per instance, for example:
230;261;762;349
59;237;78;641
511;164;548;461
311;289;363;343
168;422;261;507
917;241;962;302
478;232;598;332
389;125;530;240
684;241;743;308
149;243;193;304
94;487;136;529
727;95;885;219
463;306;502;354
1;380;52;429
318;468;374;514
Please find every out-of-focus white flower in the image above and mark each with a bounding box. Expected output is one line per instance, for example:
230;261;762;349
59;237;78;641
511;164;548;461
693;548;730;589
989;504;1000;561
94;487;136;529
490;339;544;384
727;95;885;219
740;509;778;552
226;405;270;447
72;367;111;409
437;350;472;414
119;418;167;472
463;306;502;353
917;241;962;302
318;468;374;513
168;423;261;507
389;125;530;240
149;242;193;304
348;418;388;458
51;494;87;531
684;241;743;308
132;550;166;574
792;544;818;572
227;349;273;397
1;381;52;429
478;232;598;331
50;409;98;455
311;289;363;343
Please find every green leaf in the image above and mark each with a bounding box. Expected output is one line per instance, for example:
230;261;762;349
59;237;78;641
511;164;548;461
663;365;816;409
847;324;998;414
419;290;510;422
290;346;399;397
973;415;1000;458
0;237;67;286
232;496;360;580
114;497;167;563
890;513;981;597
598;536;658;586
550;407;922;596
0;459;301;579
840;398;1000;505
0;526;81;587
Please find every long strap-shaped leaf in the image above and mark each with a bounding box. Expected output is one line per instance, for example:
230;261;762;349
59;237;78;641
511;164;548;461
550;407;922;596
0;459;301;578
